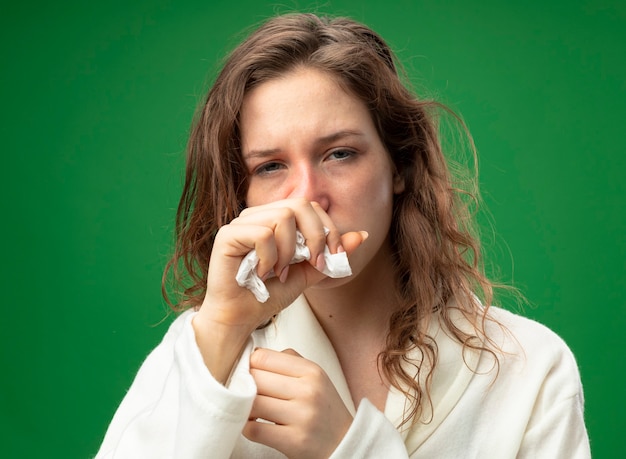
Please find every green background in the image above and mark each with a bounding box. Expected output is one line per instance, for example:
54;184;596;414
2;0;623;457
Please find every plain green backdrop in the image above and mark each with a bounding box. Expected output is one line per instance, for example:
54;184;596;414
1;0;624;457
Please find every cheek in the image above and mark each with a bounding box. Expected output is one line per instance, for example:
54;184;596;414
245;182;282;207
245;185;261;207
353;166;395;206
336;170;395;228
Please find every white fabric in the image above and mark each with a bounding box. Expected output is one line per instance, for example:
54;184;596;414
96;296;590;458
235;229;352;302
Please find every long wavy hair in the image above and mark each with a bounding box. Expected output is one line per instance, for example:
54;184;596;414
163;13;501;426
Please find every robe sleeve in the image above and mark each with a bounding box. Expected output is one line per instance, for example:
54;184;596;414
95;311;257;458
516;340;591;459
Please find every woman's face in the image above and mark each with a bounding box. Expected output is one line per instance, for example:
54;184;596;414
240;67;403;284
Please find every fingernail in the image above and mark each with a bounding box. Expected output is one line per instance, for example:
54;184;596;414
359;231;369;241
316;253;326;271
279;265;290;283
337;244;345;253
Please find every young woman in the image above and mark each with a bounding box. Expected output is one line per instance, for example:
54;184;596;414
97;13;590;458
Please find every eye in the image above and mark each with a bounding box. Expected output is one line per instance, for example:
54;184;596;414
327;149;355;161
253;161;284;176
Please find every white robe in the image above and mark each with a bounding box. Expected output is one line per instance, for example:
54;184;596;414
97;296;590;458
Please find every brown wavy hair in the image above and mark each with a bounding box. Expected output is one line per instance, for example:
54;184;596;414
163;13;501;426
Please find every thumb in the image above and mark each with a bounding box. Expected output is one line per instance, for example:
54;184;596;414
280;348;302;357
339;230;369;256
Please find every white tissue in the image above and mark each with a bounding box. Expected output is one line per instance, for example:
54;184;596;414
235;229;352;302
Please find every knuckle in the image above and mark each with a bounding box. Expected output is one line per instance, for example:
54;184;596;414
238;207;253;218
302;369;325;398
212;227;226;244
276;206;295;221
256;227;274;244
307;362;325;379
301;385;321;405
297;431;313;448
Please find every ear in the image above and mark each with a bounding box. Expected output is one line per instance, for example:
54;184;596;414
393;171;405;194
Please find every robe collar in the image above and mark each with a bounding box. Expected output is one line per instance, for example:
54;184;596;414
266;295;483;453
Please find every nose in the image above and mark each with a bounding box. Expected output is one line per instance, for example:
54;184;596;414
287;163;330;211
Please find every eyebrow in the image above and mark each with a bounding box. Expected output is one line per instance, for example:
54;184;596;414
243;129;365;160
316;129;365;145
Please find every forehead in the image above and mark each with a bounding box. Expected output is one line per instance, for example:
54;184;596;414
239;68;374;150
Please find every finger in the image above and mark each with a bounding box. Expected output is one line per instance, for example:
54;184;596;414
230;207;297;277
250;367;297;400
243;418;290;452
213;223;277;274
239;199;347;274
248;394;292;425
243;228;370;308
249;348;304;400
309;201;341;254
285;199;328;271
266;229;369;294
250;347;311;378
220;224;279;280
272;216;297;277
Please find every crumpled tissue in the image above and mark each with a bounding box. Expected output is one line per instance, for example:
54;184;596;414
235;229;352;302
